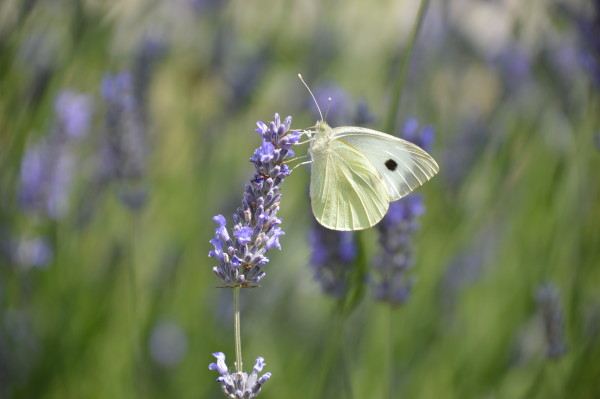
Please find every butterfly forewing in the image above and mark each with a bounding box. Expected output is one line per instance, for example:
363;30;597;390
332;127;439;201
310;139;390;230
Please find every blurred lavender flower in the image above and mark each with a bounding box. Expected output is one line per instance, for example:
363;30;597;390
443;119;487;189
312;84;352;126
10;237;53;270
225;48;269;111
209;114;299;287
559;0;600;87
54;91;94;138
309;222;357;298
19;90;93;219
491;44;532;96
187;0;228;14
209;352;271;398
536;283;567;359
371;118;433;305
132;36;167;125
99;71;148;209
310;83;374;126
149;321;188;367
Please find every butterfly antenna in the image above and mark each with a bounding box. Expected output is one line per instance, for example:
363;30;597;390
298;74;323;121
324;97;332;121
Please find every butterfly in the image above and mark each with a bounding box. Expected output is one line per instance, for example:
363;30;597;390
299;75;439;231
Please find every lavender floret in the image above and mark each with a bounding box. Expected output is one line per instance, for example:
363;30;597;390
209;114;299;287
209;353;271;399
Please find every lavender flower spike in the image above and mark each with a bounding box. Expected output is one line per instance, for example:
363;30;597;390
19;89;93;219
209;114;300;287
371;119;433;305
209;352;272;399
309;221;357;298
536;283;567;359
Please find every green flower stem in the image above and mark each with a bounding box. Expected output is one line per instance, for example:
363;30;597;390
384;0;431;133
233;287;243;373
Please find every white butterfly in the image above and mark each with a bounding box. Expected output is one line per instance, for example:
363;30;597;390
299;76;439;231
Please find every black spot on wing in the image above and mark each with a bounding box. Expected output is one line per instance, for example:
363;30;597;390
384;159;398;171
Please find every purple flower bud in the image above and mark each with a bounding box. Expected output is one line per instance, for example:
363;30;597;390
208;352;229;375
264;227;284;251
255;121;268;134
253;357;266;373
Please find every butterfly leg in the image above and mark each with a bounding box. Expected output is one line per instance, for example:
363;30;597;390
283;155;308;164
290;160;313;172
296;138;315;145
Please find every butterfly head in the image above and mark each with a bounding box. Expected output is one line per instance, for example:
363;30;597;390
315;120;332;136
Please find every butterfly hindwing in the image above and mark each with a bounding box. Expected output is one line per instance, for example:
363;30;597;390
332;127;439;201
310;138;390;230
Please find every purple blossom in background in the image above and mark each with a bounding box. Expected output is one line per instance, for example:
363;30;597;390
313;84;352;126
209;114;299;287
54;91;94;138
224;47;269;111
132;35;167;124
536;283;567;359
443;119;487;189
10;237;53;269
307;81;376;128
19;90;93;219
209;352;271;398
149;321;188;367
100;71;148;209
309;221;357;298
371;118;433;305
559;0;600;87
491;44;532;96
401;117;435;150
187;0;228;14
310;82;375;127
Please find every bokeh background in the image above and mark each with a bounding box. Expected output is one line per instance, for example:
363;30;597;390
1;0;599;398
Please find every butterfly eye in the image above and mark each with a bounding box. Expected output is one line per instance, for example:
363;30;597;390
384;159;398;171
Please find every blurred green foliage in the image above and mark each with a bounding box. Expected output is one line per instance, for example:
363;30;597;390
1;0;599;398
